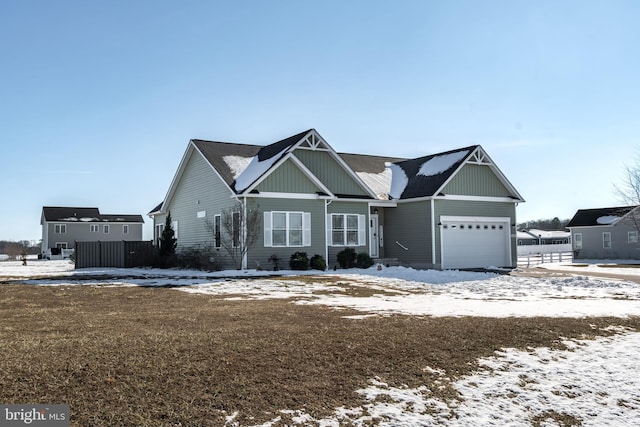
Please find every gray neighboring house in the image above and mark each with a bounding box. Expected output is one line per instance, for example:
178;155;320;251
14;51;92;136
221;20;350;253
567;206;640;260
150;129;524;270
41;206;144;258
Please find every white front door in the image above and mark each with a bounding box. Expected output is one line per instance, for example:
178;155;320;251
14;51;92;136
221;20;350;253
370;214;379;258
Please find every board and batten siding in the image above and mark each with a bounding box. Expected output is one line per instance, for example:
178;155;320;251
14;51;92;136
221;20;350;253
248;197;326;270
433;199;517;266
294;150;369;197
442;163;512;197
159;149;237;258
255;159;323;194
383;200;433;268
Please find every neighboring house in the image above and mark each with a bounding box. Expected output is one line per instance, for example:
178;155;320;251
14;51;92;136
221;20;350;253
567;206;640;260
150;129;524;270
41;207;144;258
517;229;571;245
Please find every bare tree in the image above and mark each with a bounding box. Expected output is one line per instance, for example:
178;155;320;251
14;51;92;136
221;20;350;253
614;155;640;230
208;200;260;269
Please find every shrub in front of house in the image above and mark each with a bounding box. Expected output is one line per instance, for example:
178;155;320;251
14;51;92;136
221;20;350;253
289;251;310;270
176;246;219;271
310;254;326;271
336;248;356;269
356;252;374;269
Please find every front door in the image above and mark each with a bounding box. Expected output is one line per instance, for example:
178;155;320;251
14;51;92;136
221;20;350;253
370;214;379;258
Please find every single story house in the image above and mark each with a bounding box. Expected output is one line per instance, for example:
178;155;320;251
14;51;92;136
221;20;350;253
567;205;640;260
150;129;524;270
41;206;144;258
517;229;571;246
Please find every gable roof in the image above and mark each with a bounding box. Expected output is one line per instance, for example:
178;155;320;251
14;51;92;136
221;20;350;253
567;206;638;227
42;207;144;223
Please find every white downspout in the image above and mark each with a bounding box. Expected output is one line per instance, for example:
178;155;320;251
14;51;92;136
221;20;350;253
325;199;332;271
431;199;436;267
242;196;248;270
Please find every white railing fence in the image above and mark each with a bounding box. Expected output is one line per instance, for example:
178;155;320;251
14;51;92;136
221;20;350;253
517;251;573;268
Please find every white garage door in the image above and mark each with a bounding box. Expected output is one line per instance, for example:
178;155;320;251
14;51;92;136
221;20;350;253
441;216;511;269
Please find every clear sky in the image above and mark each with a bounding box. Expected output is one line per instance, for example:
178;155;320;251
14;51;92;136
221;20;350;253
1;0;639;242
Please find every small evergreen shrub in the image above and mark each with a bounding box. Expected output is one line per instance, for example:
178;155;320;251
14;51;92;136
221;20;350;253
310;254;326;271
289;251;310;270
336;248;356;269
356;252;374;269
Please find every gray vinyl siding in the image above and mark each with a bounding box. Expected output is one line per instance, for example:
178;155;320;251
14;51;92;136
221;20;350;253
249;197;326;270
44;221;143;250
255;159;323;193
442;164;512;197
158;148;237;266
294;150;369;196
383;201;433;268
326;201;369;267
572;223;640;259
433;199;517;266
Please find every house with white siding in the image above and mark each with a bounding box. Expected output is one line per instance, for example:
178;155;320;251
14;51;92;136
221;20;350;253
150;129;524;270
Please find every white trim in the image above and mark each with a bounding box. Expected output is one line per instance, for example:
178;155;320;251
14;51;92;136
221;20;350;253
431;199;436;265
245;192;327;200
440;215;511;223
434;194;522;203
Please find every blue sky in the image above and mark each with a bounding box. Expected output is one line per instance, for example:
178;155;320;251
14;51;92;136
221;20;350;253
1;0;639;242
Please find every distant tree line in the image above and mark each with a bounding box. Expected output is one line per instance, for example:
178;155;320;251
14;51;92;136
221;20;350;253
517;217;570;231
0;240;40;258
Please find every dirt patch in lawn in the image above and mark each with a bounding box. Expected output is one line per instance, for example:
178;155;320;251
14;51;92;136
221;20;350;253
0;284;638;426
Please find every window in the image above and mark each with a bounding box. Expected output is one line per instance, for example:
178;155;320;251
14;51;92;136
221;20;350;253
55;242;68;249
574;233;582;249
172;221;178;239
90;224;99;233
264;211;311;247
54;224;66;234
155;224;164;246
603;232;611;249
231;212;240;247
330;214;366;246
214;214;221;248
628;231;638;243
103;225;110;234
123;225;129;234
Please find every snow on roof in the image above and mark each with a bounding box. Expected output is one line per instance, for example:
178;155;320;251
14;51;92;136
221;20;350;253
417;150;469;177
388;163;408;199
233;146;289;192
356;169;392;200
597;215;620;225
223;155;253;180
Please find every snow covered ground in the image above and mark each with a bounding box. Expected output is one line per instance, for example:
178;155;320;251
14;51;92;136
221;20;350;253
2;259;640;425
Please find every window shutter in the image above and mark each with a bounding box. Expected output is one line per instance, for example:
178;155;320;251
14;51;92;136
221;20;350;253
327;214;333;246
303;212;311;246
172;221;178;239
263;212;272;247
358;214;366;246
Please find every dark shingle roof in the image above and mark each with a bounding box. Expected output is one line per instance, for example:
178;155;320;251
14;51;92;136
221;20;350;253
338;152;406;174
192;139;261;187
42;207;144;223
393;146;477;199
567;206;637;227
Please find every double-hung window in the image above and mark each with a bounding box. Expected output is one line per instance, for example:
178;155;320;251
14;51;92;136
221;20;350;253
603;232;612;249
628;231;638;243
90;224;99;233
123;225;129;235
54;224;66;234
330;214;366;246
264;211;311;247
574;233;582;250
103;225;110;234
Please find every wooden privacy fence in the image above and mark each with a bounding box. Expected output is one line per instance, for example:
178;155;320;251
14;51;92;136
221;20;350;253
75;240;154;269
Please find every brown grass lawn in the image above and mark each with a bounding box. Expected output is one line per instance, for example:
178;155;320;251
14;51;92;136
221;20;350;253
0;282;638;426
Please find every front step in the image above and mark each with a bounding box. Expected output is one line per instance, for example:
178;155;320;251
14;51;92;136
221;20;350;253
374;258;401;267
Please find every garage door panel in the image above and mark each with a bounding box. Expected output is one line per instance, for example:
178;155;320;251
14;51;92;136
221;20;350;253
441;219;510;269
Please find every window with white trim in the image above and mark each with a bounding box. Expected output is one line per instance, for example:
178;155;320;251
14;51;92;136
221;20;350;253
214;214;221;248
172;221;178;240
329;214;366;246
103;225;110;234
628;231;638;243
574;233;582;249
55;242;68;249
603;232;611;249
54;224;66;234
155;224;164;246
123;224;129;234
264;211;311;247
90;224;99;233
